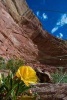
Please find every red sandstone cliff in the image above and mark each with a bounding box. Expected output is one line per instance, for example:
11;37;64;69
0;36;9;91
0;0;67;66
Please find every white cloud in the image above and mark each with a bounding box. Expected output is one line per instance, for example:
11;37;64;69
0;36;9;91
57;14;67;26
36;11;40;16
59;33;63;38
57;33;63;39
51;27;58;33
42;13;48;20
51;14;67;33
36;11;48;20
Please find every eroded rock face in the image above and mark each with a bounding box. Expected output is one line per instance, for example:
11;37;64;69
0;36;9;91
0;1;38;61
21;17;67;66
33;31;67;66
0;0;67;66
31;83;67;100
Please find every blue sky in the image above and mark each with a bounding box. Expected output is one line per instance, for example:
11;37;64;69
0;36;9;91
26;0;67;40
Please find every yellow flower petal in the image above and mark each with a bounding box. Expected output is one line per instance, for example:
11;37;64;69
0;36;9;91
16;66;38;86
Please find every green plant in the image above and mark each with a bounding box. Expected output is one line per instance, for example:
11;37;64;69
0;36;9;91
51;67;67;83
6;58;24;74
0;66;38;100
0;57;25;73
0;57;6;70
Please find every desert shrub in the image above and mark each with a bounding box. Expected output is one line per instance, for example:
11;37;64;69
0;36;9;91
6;58;24;74
51;67;67;83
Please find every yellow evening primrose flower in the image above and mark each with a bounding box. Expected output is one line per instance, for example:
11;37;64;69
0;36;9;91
16;66;38;86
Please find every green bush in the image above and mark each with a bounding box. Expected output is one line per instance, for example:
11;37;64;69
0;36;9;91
0;57;25;74
6;58;24;74
51;67;67;83
0;59;37;100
